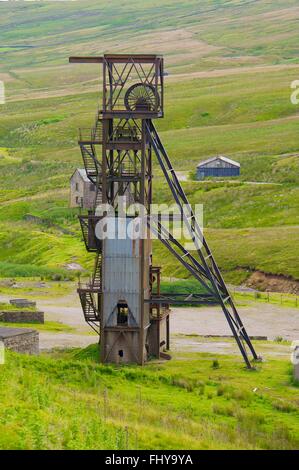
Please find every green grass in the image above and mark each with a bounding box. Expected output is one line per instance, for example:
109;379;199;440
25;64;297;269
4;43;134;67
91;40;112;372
0;280;75;299
0;345;298;450
1;0;299;452
0;262;74;280
0;302;36;312
0;321;74;333
153;225;299;281
159;278;206;295
1;1;299;70
0;0;299;287
233;291;299;310
0;222;92;275
155;278;299;309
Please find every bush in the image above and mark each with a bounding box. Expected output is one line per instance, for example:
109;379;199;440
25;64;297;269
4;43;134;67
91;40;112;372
212;403;234;417
216;384;229;396
272;400;297;413
211;360;220;369
0;261;69;280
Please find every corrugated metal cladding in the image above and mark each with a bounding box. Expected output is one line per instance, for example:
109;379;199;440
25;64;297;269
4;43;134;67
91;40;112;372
102;217;144;326
103;256;141;294
196;167;240;179
102;217;142;257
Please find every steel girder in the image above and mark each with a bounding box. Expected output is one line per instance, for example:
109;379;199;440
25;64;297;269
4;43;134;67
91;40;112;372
145;120;260;369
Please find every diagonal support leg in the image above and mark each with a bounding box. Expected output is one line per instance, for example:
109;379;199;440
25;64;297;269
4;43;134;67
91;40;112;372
145;120;260;368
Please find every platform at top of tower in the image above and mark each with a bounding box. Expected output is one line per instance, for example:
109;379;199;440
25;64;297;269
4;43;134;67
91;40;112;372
69;54;163;64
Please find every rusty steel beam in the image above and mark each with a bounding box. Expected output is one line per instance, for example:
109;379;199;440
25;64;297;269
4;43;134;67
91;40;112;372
69;55;162;64
104;54;162;63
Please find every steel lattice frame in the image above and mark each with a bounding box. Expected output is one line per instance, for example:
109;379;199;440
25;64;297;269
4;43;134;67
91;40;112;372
70;54;261;368
145;120;260;368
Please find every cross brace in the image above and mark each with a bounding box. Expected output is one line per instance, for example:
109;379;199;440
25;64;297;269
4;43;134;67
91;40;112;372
145;120;260;369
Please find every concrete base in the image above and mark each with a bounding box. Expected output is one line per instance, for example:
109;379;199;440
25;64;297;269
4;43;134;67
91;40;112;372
0;328;39;355
147;312;170;358
102;327;144;364
0;310;44;324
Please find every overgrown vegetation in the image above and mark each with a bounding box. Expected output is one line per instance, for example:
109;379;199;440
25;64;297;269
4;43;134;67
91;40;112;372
0;346;298;450
0;301;36;312
0;321;74;333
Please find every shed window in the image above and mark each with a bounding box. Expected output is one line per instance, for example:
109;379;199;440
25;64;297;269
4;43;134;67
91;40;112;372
117;302;128;325
75;182;79;191
90;183;95;192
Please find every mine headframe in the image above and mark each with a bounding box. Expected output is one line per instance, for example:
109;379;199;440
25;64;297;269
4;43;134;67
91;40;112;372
69;54;260;368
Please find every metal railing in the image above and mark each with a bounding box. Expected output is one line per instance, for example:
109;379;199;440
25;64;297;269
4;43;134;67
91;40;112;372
78;122;103;143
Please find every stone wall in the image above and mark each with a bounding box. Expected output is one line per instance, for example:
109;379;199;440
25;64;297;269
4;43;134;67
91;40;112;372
294;346;299;381
0;310;44;324
10;299;36;308
0;328;39;355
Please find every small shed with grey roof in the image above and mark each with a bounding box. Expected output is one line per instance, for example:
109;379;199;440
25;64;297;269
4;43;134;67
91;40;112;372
70;168;96;209
196;155;240;180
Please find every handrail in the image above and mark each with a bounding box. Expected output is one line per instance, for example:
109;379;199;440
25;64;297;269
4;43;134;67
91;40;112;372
78;124;102;142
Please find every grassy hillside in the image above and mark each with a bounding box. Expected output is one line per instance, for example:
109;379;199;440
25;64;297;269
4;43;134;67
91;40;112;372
1;0;299;70
0;0;298;285
0;346;298;450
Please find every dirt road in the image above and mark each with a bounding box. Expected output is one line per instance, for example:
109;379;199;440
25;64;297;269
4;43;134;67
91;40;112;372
171;303;299;340
1;291;298;357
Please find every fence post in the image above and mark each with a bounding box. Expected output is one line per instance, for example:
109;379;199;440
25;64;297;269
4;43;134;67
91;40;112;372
125;426;129;450
0;81;5;105
104;387;108;421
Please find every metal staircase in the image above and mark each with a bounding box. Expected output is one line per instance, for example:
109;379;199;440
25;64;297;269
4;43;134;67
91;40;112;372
77;251;102;335
77;112;103;336
94;175;103;210
77;243;102;334
78;289;100;334
79;143;99;185
145;120;259;368
91;252;102;290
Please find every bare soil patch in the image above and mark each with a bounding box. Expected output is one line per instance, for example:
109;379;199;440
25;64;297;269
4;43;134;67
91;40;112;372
245;271;299;295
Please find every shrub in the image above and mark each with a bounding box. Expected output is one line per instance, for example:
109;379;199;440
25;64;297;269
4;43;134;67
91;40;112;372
212;403;234;417
216;384;229;397
211;360;220;369
171;377;194;392
272;400;297;413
